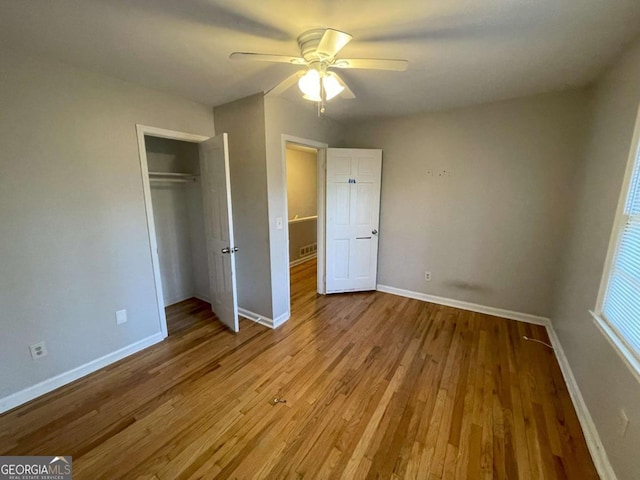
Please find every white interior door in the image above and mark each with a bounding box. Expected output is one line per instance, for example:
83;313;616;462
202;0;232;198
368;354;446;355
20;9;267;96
325;148;382;293
199;133;239;332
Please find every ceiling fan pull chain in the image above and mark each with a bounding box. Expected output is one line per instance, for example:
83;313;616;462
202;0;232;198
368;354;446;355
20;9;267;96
319;78;326;116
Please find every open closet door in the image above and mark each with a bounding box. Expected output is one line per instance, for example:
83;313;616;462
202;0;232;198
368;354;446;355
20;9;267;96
325;148;382;293
199;133;239;332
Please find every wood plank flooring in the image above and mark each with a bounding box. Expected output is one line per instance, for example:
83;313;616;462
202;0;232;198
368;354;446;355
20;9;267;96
0;258;598;479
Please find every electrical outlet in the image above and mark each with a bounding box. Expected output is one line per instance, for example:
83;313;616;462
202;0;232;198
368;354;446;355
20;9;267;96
29;341;48;360
617;408;630;437
424;271;432;281
116;309;127;325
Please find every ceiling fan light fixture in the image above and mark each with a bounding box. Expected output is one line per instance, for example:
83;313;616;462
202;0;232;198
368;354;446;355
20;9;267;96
298;69;321;101
231;27;409;109
322;74;344;100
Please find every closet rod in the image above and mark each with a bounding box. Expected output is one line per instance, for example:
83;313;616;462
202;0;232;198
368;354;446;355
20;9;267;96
149;171;199;178
149;178;197;184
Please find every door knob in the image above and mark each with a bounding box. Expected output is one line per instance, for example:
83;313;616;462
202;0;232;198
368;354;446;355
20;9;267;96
372;229;378;235
221;247;230;254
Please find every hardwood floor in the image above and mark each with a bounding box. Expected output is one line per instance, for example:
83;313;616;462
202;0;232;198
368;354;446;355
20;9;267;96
0;258;597;479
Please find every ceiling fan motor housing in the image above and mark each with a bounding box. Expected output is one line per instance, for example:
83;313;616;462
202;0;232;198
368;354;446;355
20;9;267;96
298;28;333;62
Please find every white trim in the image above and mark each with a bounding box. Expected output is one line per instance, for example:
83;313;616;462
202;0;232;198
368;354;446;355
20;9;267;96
0;333;164;414
238;307;289;329
595;105;640;311
376;283;616;479
137;125;210;143
164;293;197;307
281;135;329;308
546;323;617;480
194;294;211;303
164;293;212;307
273;311;290;328
238;307;272;328
590;310;640;384
376;284;549;325
136;124;212;339
592;105;640;384
290;253;317;268
317;148;327;295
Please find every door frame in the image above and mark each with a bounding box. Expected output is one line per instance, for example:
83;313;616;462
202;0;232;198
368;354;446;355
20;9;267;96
281;135;328;306
136;124;210;339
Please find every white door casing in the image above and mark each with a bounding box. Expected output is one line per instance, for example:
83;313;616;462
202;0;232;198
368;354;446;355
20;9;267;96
325;148;382;293
199;133;239;332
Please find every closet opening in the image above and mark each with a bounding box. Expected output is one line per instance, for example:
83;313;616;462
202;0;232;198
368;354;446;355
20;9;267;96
143;134;211;336
285;142;320;302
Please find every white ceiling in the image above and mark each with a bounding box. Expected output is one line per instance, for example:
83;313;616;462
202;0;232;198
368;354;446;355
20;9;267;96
1;0;640;120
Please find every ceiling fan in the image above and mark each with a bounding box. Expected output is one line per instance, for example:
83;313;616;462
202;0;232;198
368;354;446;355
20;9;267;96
230;28;408;113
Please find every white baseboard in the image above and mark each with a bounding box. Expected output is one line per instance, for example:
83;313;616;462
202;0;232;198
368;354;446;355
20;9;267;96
545;325;617;479
272;311;290;328
376;284;550;325
238;307;289;329
376;283;615;479
194;294;211;303
290;254;317;268
165;293;211;307
0;332;164;415
165;293;196;307
238;307;272;328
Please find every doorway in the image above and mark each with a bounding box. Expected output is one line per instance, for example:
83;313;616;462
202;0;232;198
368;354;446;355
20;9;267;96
282;136;328;311
137;125;239;338
285;143;320;301
143;135;210;335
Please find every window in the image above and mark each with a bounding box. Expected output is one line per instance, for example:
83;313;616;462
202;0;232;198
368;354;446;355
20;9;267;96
594;107;640;377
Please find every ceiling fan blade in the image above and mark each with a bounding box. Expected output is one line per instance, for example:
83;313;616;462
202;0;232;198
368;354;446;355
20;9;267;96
230;52;305;65
329;72;356;99
266;70;306;96
332;58;408;71
315;29;353;58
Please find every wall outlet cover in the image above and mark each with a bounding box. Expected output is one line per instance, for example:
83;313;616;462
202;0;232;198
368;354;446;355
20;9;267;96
116;309;128;325
29;341;48;360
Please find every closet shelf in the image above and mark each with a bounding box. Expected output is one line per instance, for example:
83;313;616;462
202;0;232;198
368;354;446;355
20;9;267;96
149;171;199;183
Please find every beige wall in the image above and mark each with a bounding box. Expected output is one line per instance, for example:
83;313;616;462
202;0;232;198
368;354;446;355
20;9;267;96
345;90;590;317
0;50;214;400
286;147;317;220
551;38;640;480
264;97;345;320
213;94;271;318
288;220;317;264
